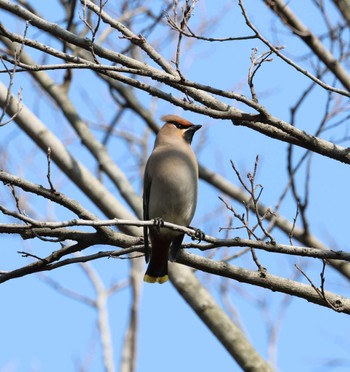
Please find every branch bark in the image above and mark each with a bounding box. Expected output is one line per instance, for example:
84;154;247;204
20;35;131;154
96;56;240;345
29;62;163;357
264;0;350;91
176;251;350;314
169;263;273;372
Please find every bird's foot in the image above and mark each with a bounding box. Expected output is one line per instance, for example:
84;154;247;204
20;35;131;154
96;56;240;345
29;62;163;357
190;227;205;242
153;217;164;232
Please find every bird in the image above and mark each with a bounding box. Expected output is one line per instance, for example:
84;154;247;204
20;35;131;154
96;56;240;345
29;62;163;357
143;114;202;284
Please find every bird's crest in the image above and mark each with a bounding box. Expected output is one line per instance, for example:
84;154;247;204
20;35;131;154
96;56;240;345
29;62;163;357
161;114;193;128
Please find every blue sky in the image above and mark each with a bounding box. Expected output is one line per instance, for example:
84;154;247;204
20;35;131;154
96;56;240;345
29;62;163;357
1;1;350;371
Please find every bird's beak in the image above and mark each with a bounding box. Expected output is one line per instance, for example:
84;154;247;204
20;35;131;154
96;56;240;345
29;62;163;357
184;124;202;143
189;125;202;133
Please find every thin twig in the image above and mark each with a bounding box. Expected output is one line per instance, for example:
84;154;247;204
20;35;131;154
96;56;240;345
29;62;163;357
46;147;56;192
238;0;350;97
295;263;342;312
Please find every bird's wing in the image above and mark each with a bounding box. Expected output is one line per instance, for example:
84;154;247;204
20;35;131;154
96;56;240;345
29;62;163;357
143;169;151;263
169;233;185;261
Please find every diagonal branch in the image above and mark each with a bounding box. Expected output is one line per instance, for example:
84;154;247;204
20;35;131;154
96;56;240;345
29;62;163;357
263;0;350;92
169;262;273;371
176;251;350;314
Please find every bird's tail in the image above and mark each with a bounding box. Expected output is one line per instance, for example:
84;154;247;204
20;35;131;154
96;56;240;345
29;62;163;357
143;236;170;284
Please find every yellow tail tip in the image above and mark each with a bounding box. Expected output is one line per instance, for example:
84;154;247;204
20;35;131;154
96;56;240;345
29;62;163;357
143;274;168;284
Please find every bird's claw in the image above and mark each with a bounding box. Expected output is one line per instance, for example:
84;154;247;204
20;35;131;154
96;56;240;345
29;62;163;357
153;217;164;232
191;228;205;242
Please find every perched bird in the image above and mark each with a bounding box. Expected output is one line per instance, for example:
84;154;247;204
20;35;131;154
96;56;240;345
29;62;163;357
143;114;202;284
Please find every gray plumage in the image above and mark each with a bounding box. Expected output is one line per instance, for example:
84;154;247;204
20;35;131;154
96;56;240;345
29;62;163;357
143;114;201;283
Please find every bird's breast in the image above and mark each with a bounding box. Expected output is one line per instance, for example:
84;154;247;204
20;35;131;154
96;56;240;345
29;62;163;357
147;148;198;227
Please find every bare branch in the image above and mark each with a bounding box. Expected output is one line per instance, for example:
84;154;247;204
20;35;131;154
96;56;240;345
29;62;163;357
177;251;350;314
169;262;273;371
78;259;116;372
165;10;257;42
264;0;350;91
239;0;350;96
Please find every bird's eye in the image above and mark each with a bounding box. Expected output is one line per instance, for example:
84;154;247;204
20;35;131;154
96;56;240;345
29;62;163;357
171;121;186;130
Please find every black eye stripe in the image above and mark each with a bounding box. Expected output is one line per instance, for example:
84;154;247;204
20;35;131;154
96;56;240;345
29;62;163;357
168;120;188;130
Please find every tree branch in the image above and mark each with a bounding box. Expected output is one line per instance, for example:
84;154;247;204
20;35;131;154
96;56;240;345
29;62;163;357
169;262;273;371
176;251;350;314
263;0;350;92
